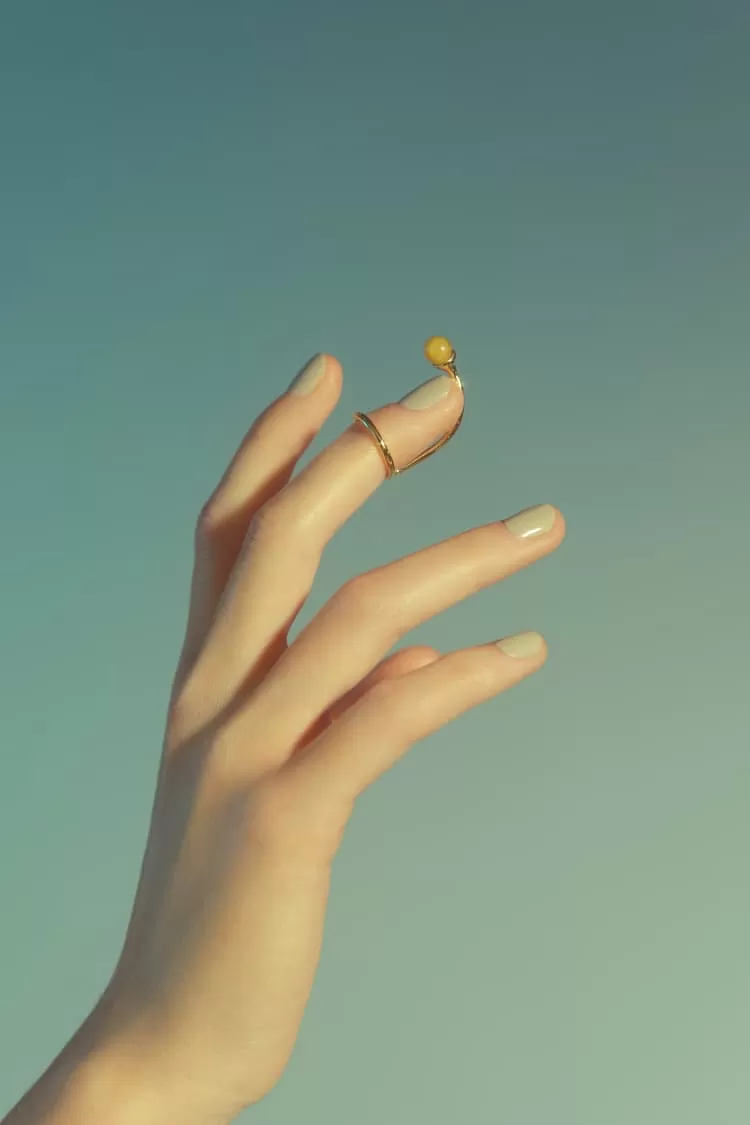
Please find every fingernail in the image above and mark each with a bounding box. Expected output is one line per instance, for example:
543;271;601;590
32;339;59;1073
288;353;327;396
504;504;557;539
399;373;453;411
496;631;544;658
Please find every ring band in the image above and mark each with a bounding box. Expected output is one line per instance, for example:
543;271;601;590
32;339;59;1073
352;336;466;479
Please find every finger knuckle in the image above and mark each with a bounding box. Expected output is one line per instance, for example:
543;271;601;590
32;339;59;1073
247;496;291;545
165;676;209;751
195;496;221;540
335;572;392;625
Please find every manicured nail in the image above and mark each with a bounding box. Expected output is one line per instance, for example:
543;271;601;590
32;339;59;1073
399;373;453;410
496;631;544;658
504;504;556;539
288;354;327;396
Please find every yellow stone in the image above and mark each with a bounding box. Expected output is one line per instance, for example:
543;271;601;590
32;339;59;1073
424;335;454;367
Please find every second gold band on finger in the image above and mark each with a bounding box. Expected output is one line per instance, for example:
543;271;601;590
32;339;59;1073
352;336;466;479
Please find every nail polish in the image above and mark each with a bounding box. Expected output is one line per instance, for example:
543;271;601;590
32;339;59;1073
398;374;453;410
288;354;327;396
504;504;556;539
496;631;544;658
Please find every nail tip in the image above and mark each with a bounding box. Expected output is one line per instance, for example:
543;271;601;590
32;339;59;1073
497;630;545;659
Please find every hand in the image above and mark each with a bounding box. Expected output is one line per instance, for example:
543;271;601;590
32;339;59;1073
83;352;565;1122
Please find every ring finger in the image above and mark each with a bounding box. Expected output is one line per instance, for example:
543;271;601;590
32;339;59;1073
280;628;550;827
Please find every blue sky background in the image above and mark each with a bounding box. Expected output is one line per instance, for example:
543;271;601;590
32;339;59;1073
1;2;749;1121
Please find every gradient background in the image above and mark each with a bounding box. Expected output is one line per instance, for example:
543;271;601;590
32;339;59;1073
1;2;749;1122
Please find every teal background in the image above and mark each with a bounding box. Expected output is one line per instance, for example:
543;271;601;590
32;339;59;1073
1;2;749;1121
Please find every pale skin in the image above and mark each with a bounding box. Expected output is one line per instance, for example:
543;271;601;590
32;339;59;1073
3;352;565;1124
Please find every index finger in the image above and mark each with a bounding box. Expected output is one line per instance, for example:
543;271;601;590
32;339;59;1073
180;362;465;730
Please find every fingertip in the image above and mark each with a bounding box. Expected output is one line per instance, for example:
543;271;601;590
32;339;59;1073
321;353;342;379
318;354;344;400
320;354;344;406
551;507;566;544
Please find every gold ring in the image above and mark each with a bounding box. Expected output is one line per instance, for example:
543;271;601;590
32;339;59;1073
352;336;465;478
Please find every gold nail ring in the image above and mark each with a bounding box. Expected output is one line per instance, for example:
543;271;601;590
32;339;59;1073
352;336;465;478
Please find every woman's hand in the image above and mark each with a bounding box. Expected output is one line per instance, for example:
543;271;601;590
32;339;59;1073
79;352;565;1122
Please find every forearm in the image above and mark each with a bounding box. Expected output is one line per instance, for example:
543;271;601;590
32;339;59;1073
1;1012;224;1125
3;1018;147;1125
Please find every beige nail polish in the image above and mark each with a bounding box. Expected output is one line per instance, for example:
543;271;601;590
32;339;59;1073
496;631;544;658
399;374;453;410
288;354;327;395
504;504;556;539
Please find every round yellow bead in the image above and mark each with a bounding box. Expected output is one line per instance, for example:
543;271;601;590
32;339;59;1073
424;335;454;367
